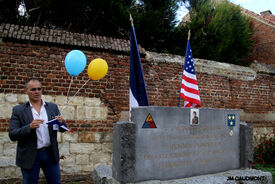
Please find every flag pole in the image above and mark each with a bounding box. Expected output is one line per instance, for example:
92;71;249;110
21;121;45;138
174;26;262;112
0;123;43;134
129;13;133;120
130;14;134;27
178;30;191;107
129;13;150;121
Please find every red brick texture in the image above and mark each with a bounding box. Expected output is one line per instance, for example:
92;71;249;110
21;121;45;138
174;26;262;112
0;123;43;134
0;24;274;133
249;18;275;65
241;9;275;65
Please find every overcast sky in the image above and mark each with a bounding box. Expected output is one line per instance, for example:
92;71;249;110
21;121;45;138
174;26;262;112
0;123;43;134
176;0;275;23
229;0;275;14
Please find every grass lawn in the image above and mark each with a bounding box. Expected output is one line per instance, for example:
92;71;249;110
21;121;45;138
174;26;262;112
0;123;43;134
255;164;275;184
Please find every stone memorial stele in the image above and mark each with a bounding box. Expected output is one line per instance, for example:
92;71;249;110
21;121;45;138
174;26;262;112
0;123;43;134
113;107;241;183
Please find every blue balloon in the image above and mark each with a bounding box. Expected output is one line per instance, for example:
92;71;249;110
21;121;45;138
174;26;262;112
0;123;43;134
65;50;87;76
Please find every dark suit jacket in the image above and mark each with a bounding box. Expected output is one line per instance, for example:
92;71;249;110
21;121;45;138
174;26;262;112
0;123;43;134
9;101;66;169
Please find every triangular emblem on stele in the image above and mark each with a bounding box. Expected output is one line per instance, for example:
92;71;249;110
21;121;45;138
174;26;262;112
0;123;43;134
142;113;157;128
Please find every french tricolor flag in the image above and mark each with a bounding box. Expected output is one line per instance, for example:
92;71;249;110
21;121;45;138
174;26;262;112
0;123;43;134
129;19;149;117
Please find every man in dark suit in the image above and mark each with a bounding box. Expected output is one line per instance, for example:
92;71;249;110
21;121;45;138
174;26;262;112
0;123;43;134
9;78;67;184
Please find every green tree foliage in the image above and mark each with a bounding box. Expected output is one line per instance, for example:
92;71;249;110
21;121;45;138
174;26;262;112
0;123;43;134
181;0;253;65
22;0;133;38
131;0;180;51
0;0;181;52
0;0;22;24
0;0;253;65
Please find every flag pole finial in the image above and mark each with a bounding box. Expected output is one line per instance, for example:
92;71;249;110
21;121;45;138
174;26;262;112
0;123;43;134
188;30;191;40
130;14;134;27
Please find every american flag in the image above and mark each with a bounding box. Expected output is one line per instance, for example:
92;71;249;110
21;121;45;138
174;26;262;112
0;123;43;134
179;39;201;108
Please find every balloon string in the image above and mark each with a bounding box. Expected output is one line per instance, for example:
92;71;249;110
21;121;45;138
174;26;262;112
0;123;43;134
60;78;90;114
66;76;74;101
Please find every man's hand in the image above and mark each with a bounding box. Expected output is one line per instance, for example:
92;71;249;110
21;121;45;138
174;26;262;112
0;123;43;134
60;155;66;160
55;116;64;124
30;119;44;129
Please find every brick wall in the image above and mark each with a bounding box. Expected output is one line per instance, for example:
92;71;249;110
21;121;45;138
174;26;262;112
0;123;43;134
241;9;275;65
0;42;121;132
0;23;274;182
249;18;275;65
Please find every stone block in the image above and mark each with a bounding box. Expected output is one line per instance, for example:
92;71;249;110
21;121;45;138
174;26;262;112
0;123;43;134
0;103;13;118
77;106;86;120
102;143;113;153
196;59;256;81
240;122;254;168
77;106;108;120
4;167;17;177
76;154;90;165
15;167;21;177
57;132;61;142
240;110;275;122
0;132;10;142
55;96;67;105
69;96;84;106
77;106;93;120
147;52;257;81
250;60;275;74
61;106;75;120
0;143;3;156
91;164;119;184
138;108;240;182
17;94;28;104
70;143;101;154
61;165;82;174
113;107;241;183
5;94;17;103
84;97;102;106
92;153;112;166
0;156;16;167
42;95;54;103
60;154;76;166
101;132;113;143
119;111;129;121
112;121;136;183
93;168;273;184
62;132;78;143
82;164;94;172
95;107;108;120
78;132;96;143
0;168;4;178
94;132;102;142
59;142;70;155
0;93;4;103
79;132;110;143
3;143;16;156
267;111;275;121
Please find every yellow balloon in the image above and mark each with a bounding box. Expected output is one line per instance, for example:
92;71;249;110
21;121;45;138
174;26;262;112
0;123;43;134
87;58;108;80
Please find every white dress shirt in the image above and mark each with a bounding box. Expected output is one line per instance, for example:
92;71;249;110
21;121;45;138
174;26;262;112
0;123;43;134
30;100;51;149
